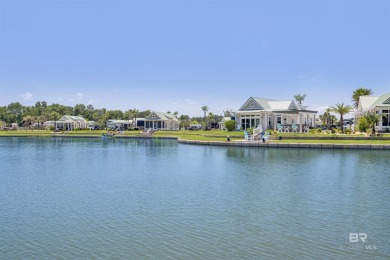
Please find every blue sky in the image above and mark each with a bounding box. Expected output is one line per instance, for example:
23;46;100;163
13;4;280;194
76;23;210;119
0;0;389;117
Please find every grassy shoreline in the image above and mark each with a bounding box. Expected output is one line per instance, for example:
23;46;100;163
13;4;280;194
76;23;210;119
1;130;390;144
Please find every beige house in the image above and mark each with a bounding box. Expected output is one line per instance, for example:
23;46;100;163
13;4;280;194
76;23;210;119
144;112;180;130
356;92;390;132
54;115;88;131
235;97;318;133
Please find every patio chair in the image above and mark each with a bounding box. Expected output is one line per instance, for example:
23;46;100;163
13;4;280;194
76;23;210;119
284;125;289;133
291;123;298;133
244;130;253;141
277;123;283;133
262;132;270;142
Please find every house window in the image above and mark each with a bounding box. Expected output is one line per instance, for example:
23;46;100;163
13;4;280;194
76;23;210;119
277;115;281;124
251;118;255;128
269;115;271;125
382;110;389;126
152;115;155;118
250;102;254;107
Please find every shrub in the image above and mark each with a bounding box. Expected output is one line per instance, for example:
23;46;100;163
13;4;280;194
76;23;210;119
331;128;340;134
246;127;254;134
345;128;352;134
224;120;236;132
49;125;55;131
358;117;369;132
316;128;322;134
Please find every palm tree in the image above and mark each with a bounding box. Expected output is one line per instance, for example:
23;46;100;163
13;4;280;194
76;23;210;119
132;109;139;124
352;88;374;109
173;111;178;117
294;94;307;105
330;103;353;133
201;106;208;119
364;112;381;134
325;108;331;129
22;116;34;129
223;109;233;117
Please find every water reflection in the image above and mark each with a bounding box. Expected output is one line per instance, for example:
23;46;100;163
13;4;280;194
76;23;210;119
0;137;389;259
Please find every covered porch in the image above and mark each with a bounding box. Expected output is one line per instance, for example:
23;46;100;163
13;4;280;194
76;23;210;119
54;120;74;131
236;111;317;133
145;120;179;130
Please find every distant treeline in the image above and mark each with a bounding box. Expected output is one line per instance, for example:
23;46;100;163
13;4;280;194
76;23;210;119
0;101;224;128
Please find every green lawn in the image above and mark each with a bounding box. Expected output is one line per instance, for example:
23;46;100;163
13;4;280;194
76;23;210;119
1;129;389;144
275;132;366;137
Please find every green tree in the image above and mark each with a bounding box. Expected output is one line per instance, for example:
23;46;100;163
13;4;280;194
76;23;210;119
207;112;215;124
132;109;139;122
330;103;353;133
352;88;374;109
201;106;208;119
22;116;35;129
364;112;381;134
74;104;86;116
7;102;24;125
357;117;370;132
224;120;236;131
294;94;306;105
223;109;233;117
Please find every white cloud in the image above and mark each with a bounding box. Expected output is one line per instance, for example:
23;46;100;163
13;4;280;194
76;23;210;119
20;92;33;101
76;92;83;100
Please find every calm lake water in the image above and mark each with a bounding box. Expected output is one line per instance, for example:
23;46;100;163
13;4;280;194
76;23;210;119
0;137;389;259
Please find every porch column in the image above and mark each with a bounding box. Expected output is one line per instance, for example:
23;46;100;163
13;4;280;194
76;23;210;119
299;113;302;133
265;112;268;130
313;114;316;127
274;114;277;131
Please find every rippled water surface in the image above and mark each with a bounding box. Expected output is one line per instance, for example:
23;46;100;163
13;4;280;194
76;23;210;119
0;137;389;259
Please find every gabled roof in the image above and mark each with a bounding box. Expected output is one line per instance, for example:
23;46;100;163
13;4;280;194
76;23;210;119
58;115;87;122
359;96;380;110
371;92;390;107
268;101;297;110
146;112;179;121
359;93;390;110
239;97;299;111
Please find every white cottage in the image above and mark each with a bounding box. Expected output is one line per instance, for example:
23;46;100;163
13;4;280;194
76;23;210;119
144;112;180;130
235;97;318;133
356;92;390;132
219;117;233;130
54;115;88;131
